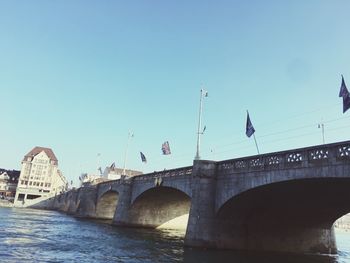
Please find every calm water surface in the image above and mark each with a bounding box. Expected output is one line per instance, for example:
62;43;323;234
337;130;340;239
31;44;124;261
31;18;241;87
1;207;350;263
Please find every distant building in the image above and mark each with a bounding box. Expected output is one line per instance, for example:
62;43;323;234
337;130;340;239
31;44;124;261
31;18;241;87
102;164;142;180
14;147;68;207
78;164;142;187
0;169;20;200
79;173;109;187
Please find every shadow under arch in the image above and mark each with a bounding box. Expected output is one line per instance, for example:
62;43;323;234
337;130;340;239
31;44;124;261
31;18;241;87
96;190;119;219
128;186;191;230
215;178;350;254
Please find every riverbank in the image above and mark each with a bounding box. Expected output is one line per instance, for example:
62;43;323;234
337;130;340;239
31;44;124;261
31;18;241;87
0;200;14;208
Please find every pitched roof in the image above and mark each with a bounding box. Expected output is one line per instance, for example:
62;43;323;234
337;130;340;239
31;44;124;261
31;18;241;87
23;146;58;162
0;169;20;180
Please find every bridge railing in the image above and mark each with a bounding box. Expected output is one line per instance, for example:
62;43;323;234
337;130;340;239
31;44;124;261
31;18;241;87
97;179;121;187
217;140;350;174
96;166;193;187
133;166;193;181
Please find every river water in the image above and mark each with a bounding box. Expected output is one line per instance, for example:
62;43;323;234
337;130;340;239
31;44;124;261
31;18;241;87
1;207;350;263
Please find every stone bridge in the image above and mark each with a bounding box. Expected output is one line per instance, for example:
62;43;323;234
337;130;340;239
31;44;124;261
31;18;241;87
43;140;350;254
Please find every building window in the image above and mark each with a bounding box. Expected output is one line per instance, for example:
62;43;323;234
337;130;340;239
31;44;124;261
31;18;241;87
17;194;25;201
27;194;40;200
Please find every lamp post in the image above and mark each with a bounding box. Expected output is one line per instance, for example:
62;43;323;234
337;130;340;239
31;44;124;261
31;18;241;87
195;88;208;160
122;131;134;175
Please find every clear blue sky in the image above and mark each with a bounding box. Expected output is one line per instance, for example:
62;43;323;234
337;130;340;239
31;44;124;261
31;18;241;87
1;1;350;186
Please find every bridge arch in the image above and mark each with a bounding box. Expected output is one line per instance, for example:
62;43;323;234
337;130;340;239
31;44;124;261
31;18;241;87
128;186;191;230
96;190;119;219
131;179;192;205
215;178;350;253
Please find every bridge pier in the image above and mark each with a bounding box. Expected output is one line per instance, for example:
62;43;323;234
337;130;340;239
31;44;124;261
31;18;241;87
185;160;217;248
75;186;97;218
112;177;133;226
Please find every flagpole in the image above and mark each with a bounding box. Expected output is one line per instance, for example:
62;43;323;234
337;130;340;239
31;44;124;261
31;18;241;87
253;134;260;154
122;131;133;176
96;153;101;175
318;123;325;144
322;124;325;144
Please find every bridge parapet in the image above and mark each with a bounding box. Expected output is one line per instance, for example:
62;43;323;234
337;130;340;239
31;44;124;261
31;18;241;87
97;179;121;187
133;166;193;181
217;141;350;175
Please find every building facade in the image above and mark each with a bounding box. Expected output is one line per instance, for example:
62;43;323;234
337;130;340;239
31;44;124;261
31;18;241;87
78;164;142;187
102;164;142;180
14;147;68;207
0;169;20;200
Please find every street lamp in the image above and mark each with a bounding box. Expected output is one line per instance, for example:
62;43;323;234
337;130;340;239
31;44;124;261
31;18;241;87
122;131;134;175
195;88;208;160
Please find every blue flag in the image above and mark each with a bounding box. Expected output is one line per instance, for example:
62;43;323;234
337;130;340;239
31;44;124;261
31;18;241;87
343;95;350;113
140;152;147;163
339;75;349;98
162;141;171;155
246;111;255;138
339;75;350;113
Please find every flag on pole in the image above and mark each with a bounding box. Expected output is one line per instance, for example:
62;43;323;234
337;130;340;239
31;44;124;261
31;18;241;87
339;75;349;98
343;95;350;113
246;111;256;138
339;75;350;113
161;141;171;155
140;152;147;163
